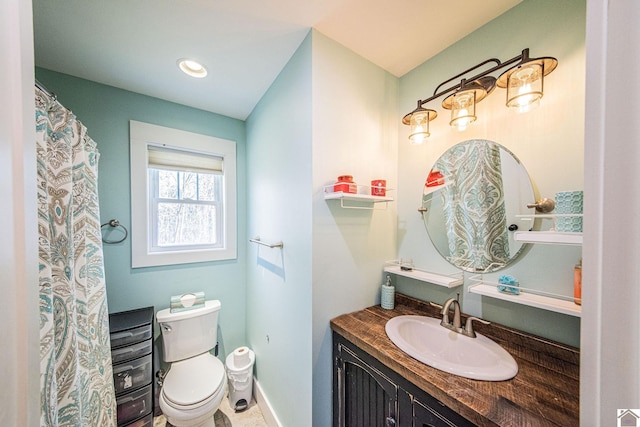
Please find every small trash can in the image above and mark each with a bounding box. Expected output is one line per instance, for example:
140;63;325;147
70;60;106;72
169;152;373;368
225;346;255;412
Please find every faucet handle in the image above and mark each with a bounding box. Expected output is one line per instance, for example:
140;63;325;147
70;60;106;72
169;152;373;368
429;301;443;310
463;316;490;338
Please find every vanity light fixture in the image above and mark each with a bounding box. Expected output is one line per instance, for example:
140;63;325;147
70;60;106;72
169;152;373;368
496;49;557;113
441;77;494;131
407;106;437;145
177;58;208;78
402;48;557;142
447;89;477;131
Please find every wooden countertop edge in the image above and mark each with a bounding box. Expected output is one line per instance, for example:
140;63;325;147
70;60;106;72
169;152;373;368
330;293;580;427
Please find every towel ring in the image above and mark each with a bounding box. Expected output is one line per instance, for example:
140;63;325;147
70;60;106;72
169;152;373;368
101;219;128;244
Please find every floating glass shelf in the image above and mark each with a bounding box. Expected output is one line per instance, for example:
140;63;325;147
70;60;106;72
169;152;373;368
468;275;581;317
383;261;463;288
513;213;583;245
514;231;583;245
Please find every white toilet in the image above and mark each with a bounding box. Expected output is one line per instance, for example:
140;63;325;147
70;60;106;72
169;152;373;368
157;300;227;427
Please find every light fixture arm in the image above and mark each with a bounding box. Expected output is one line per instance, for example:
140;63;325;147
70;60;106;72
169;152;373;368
415;49;531;110
432;58;501;96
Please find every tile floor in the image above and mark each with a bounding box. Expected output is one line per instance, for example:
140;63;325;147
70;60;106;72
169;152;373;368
153;392;268;427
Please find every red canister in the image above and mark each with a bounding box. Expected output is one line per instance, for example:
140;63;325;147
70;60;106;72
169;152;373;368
426;170;445;187
334;175;357;193
371;179;386;196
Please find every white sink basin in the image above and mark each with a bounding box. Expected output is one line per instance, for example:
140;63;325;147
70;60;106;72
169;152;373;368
385;315;518;381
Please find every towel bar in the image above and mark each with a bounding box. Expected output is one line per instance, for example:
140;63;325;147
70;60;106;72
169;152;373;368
249;236;283;249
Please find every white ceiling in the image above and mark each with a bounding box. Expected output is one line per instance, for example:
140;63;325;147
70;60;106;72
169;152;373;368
33;0;522;120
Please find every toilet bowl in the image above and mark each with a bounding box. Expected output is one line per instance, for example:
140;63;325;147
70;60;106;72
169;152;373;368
159;353;227;427
156;300;226;427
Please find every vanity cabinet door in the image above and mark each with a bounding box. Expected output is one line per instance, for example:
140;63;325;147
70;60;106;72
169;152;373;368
412;397;475;427
333;332;476;427
334;335;405;427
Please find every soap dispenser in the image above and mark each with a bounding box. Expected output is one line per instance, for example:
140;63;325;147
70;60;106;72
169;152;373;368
381;275;395;310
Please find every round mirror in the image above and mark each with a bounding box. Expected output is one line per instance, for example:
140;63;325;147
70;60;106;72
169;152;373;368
421;139;535;273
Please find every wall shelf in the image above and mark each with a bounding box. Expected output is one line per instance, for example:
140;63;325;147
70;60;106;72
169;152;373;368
324;185;394;209
422;181;452;197
515;213;583;219
514;231;583;245
384;262;463;288
513;213;583;245
468;275;581;317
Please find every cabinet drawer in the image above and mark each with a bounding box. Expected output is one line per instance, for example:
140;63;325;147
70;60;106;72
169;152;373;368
113;354;152;395
117;384;152;425
111;324;152;349
111;339;152;364
121;412;153;427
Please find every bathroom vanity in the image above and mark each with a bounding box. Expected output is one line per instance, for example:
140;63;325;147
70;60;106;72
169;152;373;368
330;294;579;426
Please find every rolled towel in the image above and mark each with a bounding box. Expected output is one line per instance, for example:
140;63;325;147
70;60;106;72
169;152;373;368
170;292;205;313
497;275;520;295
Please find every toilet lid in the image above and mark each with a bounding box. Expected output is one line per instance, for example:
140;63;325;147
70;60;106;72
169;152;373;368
163;353;225;407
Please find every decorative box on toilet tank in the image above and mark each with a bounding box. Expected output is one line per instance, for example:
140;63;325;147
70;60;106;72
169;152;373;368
109;306;155;427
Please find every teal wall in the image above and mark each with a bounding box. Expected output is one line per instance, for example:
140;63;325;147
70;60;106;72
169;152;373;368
310;30;398;427
246;33;313;426
396;0;586;347
34;68;248;357
245;30;398;427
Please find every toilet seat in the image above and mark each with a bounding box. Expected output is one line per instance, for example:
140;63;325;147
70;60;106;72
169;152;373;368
162;353;226;409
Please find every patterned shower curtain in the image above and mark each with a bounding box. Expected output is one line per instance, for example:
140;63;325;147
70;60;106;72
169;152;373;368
36;87;117;427
436;139;510;271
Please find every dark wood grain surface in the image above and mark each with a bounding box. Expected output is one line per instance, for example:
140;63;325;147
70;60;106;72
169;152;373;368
330;293;579;427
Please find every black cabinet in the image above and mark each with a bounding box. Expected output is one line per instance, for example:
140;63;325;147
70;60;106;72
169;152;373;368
412;393;472;427
110;306;154;427
333;332;475;427
335;341;400;427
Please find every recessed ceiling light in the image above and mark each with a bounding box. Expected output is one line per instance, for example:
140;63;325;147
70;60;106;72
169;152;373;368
177;58;208;78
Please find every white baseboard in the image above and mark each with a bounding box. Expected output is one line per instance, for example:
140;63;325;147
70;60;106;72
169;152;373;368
253;376;282;427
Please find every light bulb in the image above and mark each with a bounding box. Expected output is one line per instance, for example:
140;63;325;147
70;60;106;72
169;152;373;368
449;91;476;131
455;110;471;131
409;110;431;144
409;132;425;145
507;63;543;112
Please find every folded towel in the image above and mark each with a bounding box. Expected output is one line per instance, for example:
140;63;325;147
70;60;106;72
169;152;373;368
170;292;205;313
498;275;520;295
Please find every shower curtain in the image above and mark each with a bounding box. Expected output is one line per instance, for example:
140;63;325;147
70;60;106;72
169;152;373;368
437;139;510;271
36;87;117;427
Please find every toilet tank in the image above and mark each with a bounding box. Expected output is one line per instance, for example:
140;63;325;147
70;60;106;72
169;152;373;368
156;300;221;362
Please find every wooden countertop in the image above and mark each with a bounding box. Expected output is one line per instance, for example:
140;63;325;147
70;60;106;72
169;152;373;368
330;293;579;427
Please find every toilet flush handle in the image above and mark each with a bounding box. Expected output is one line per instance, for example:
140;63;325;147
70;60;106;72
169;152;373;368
162;324;172;333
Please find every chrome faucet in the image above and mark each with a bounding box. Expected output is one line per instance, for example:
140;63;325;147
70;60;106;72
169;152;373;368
438;297;491;338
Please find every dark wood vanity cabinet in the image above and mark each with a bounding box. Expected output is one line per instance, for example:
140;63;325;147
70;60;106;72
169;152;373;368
333;332;475;427
334;335;400;426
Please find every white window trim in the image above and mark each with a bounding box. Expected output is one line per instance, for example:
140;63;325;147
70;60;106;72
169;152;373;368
130;120;237;268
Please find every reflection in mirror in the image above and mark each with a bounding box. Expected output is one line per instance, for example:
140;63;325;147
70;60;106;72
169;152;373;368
422;139;535;273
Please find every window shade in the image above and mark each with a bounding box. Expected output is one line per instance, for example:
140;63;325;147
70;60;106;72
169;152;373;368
148;145;223;174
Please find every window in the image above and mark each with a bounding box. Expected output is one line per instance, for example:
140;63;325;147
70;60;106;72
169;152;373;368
130;121;236;268
148;147;223;250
